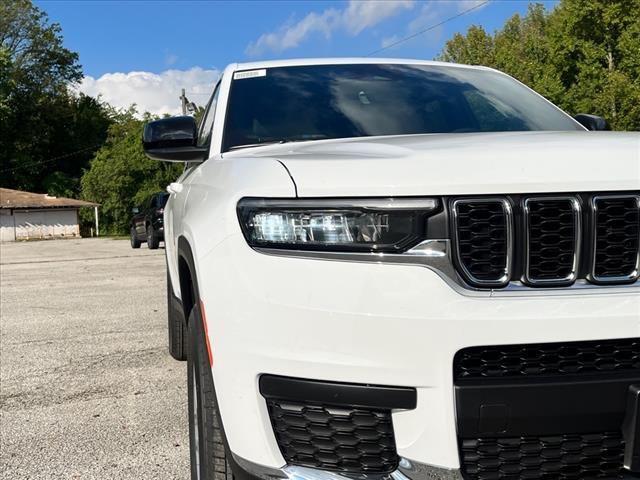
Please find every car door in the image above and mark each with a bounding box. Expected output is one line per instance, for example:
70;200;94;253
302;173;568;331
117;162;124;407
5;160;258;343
136;197;152;236
146;195;158;229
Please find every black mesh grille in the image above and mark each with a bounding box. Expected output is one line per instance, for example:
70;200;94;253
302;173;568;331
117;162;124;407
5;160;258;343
525;198;577;283
454;200;509;285
460;431;625;480
266;399;398;473
454;337;640;380
593;196;640;280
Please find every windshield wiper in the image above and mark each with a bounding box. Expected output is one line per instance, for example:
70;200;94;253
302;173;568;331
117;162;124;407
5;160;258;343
228;135;328;151
228;140;288;151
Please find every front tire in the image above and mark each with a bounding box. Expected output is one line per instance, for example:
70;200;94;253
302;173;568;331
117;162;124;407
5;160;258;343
130;227;141;248
187;306;233;480
147;225;160;249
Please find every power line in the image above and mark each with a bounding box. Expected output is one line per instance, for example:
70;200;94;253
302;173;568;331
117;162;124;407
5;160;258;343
367;1;491;57
1;144;102;174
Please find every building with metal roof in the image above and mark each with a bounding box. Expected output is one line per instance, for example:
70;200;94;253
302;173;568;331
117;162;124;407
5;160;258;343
0;188;99;242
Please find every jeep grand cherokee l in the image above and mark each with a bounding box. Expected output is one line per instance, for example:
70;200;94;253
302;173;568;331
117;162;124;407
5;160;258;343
142;59;640;480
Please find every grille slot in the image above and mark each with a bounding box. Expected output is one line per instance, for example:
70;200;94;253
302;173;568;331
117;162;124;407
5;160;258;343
523;197;581;286
459;431;625;480
592;195;640;283
452;199;512;287
454;337;640;380
266;399;398;473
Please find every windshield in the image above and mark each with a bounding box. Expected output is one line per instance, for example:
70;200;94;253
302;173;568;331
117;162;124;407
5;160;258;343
222;63;582;151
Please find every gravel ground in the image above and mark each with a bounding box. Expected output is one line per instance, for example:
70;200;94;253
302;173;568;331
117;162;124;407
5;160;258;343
0;238;189;479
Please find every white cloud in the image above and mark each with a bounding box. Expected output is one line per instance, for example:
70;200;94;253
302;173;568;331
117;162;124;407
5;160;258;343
246;9;341;56
76;67;220;116
408;2;443;35
246;0;414;56
342;0;414;35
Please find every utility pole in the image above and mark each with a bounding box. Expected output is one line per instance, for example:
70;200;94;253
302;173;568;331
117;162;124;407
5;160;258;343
179;88;198;115
180;88;187;115
94;206;99;237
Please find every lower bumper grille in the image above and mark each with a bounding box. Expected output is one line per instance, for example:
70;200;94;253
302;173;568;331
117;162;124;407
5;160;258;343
460;432;625;480
454;340;640;480
266;399;397;473
259;375;416;474
454;338;640;380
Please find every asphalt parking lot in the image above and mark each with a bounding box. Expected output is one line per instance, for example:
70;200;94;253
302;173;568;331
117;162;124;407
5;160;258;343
0;238;189;479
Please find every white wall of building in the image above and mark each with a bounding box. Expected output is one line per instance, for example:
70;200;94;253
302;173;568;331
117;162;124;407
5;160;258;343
0;209;16;242
0;209;81;241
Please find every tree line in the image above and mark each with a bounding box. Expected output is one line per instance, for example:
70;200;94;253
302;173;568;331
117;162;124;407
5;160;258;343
439;1;640;131
1;0;638;235
0;0;181;234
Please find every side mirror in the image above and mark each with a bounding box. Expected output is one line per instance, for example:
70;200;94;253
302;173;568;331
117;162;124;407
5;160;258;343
574;114;610;131
132;207;139;214
142;116;208;162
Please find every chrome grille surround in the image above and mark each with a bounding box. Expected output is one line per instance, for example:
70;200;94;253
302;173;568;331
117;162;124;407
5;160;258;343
451;198;513;288
590;194;640;284
522;196;582;287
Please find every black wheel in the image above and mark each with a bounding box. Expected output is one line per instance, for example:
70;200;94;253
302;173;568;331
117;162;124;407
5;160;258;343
167;270;187;361
130;227;141;248
147;225;160;249
187;306;233;480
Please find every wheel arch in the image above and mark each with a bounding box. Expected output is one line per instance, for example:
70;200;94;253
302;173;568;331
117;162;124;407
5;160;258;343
177;236;200;325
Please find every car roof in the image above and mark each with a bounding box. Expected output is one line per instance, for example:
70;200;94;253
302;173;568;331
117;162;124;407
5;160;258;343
230;57;491;73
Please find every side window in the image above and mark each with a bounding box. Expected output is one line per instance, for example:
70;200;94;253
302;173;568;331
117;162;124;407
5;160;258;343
197;82;221;147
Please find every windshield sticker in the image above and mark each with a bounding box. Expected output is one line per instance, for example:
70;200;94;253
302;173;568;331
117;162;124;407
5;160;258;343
234;69;267;80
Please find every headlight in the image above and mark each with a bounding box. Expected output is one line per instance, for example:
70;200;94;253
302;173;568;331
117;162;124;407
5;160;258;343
237;198;439;252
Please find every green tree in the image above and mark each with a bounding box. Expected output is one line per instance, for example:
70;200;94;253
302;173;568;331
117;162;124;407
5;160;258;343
438;0;640;130
439;25;495;66
0;0;111;194
0;48;12;121
80;108;182;235
547;0;640;130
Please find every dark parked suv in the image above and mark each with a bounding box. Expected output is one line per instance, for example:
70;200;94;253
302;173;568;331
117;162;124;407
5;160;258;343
130;192;168;249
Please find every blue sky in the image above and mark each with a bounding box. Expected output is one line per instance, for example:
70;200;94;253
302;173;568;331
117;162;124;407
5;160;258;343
39;0;559;114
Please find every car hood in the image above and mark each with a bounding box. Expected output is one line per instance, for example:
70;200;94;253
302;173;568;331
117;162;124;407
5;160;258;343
229;131;640;197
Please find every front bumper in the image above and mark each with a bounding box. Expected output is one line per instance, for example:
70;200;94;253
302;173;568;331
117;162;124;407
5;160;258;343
197;233;640;474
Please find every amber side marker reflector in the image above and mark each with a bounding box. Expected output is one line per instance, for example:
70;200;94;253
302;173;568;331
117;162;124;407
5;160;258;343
199;300;213;366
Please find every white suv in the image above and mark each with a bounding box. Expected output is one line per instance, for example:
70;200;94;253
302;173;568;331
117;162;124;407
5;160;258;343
143;58;640;480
